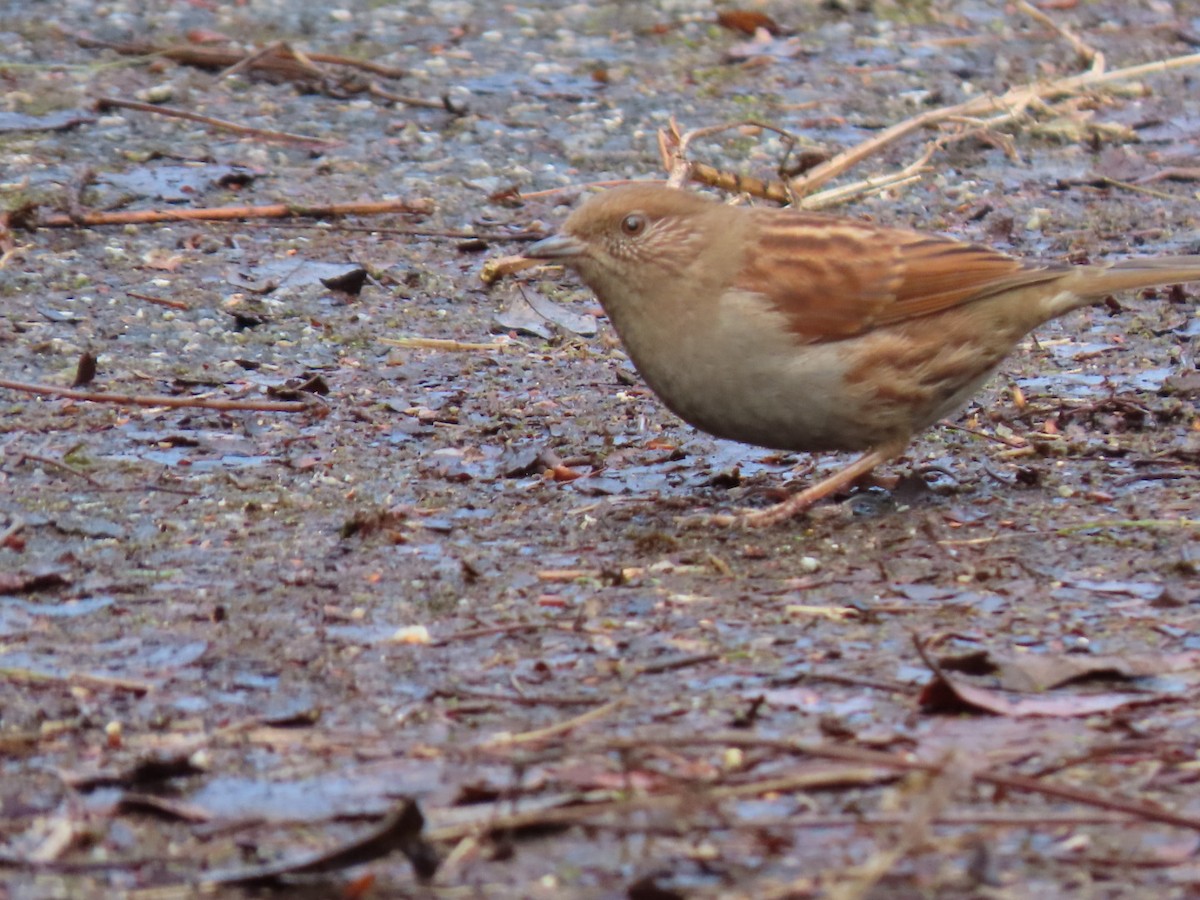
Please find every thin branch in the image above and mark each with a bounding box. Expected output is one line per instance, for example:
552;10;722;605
13;453;103;488
1015;0;1105;72
75;35;406;82
29;197;434;229
94;96;335;145
127;291;190;311
483;698;625;746
790;51;1200;198
367;82;467;114
658;50;1200;210
380;337;516;353
588;732;1200;833
0;379;320;413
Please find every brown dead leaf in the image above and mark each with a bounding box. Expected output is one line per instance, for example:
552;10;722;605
919;672;1154;718
142;247;186;271
994;651;1200;692
0;569;71;593
916;639;1175;718
203;799;437;886
939;648;1200;692
716;10;781;35
72;351;97;387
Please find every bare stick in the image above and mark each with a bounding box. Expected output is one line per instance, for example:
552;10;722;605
127;291;190;311
94;97;335;145
585;732;1200;832
0;379;319;413
13;453;103;487
367;82;467;113
657;118;792;202
661;50;1200;206
380;337;516;352
791;51;1200;198
218;41;306;81
483;698;625;746
30;197;434;229
75;36;406;82
1015;0;1104;72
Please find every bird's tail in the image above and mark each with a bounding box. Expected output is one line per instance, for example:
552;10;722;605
1075;256;1200;297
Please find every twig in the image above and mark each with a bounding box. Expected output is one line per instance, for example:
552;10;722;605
802;172;924;211
434;687;602;708
662;51;1200;207
1111;470;1197;487
657;118;791;203
939;422;1028;449
380;337;516;352
0;516;25;546
0;240;34;268
303;52;406;80
631;652;721;677
1054;517;1200;535
1092;176;1182;201
791;52;1200;198
771;667;913;694
241;223;546;241
1138;166;1200;184
425;764;894;845
13;453;103;488
367;82;467;114
483;698;625;746
0;666;155;695
830;753;972;900
0;378;318;413
1015;0;1105;72
201;800;436;886
587;732;1200;833
29;197;434;229
218;40;298;81
431;622;550;646
660;119;803;191
75;36;406;82
601;810;1137;832
94;96;335;145
0;854;165;873
127;291;190;311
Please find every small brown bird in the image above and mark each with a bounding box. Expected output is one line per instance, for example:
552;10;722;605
524;184;1200;526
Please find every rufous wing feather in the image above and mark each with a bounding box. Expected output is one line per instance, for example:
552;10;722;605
737;212;1068;343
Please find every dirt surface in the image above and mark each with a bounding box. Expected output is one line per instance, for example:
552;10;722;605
2;2;1200;897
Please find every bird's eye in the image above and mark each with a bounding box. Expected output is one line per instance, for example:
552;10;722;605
620;214;646;236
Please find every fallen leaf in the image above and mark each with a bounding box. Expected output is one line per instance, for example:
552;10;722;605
716;10;781;35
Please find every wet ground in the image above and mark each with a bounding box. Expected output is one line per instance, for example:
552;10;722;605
2;1;1200;897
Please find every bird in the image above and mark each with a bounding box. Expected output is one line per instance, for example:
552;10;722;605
522;183;1200;526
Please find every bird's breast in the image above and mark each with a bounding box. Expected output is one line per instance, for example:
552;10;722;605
602;287;888;452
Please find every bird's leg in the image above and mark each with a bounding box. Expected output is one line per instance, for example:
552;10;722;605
739;440;908;527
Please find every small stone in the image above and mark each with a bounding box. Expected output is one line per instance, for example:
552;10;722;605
136;84;174;104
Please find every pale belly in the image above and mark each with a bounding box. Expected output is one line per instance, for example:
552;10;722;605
605;290;1005;453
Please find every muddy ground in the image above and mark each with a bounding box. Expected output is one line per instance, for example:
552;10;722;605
2;1;1200;897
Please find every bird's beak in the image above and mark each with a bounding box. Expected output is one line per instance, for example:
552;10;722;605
523;233;586;260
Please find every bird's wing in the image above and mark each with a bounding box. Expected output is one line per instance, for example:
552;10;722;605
737;212;1066;343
